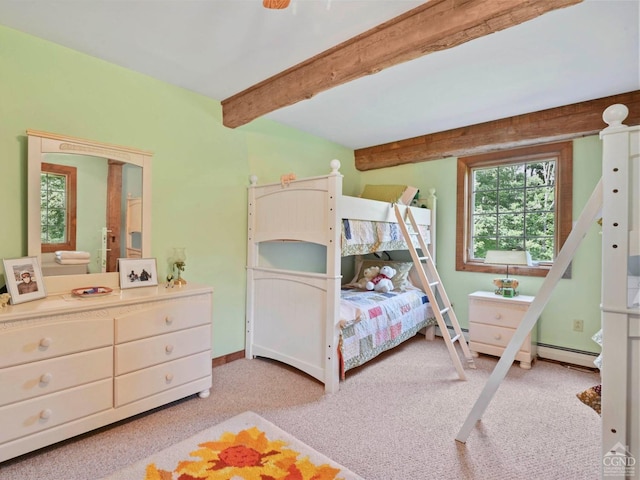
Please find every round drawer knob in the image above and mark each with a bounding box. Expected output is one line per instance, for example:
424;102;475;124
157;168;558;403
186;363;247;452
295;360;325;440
39;337;52;348
40;373;53;384
39;409;52;420
165;344;174;354
494;333;502;340
165;316;173;325
494;313;502;320
165;373;174;382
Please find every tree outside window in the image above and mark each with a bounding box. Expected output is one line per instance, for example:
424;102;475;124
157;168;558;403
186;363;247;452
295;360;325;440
40;163;77;253
456;142;572;277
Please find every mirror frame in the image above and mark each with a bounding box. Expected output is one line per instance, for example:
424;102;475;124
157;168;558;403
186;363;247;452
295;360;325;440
27;129;152;283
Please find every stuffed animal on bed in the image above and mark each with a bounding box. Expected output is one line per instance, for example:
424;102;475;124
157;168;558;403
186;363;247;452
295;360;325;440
366;265;396;293
354;266;380;289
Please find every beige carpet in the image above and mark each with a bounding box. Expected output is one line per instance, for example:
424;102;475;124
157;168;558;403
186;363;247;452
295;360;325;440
103;410;364;479
0;335;601;480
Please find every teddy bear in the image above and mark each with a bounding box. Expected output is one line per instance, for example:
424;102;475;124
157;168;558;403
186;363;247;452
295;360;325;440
366;265;396;293
353;265;380;289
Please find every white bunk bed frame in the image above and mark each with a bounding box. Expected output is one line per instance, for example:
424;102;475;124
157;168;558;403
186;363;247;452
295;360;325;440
600;104;639;479
455;104;639;478
245;160;435;394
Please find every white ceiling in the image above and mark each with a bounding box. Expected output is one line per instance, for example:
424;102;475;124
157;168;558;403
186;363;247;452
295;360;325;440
1;0;638;149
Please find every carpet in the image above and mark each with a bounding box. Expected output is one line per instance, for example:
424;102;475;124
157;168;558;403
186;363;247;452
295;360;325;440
102;411;364;480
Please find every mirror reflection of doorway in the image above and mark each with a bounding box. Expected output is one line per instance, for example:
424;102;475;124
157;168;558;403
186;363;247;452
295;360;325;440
106;160;123;273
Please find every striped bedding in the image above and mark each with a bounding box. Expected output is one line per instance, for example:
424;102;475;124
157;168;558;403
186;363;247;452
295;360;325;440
338;287;436;377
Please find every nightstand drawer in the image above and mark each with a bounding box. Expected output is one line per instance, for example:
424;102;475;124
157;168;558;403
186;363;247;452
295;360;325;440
469;299;529;329
470;323;531;352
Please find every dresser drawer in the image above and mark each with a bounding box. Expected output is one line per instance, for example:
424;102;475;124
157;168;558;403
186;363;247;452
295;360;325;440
114;351;212;407
0;319;113;369
469;323;531;353
0;379;112;444
469;299;528;329
0;347;112;407
114;297;211;343
114;324;210;375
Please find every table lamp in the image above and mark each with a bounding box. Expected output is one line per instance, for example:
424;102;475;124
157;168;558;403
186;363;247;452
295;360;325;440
484;250;532;297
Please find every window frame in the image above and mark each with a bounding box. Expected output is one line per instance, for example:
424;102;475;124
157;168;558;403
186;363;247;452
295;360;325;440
41;162;77;253
456;142;573;278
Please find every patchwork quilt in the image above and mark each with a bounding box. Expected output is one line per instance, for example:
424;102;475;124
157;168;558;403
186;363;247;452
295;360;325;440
341;219;430;256
339;287;435;376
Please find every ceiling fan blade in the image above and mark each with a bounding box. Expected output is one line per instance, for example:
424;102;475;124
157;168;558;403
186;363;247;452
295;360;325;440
263;0;291;9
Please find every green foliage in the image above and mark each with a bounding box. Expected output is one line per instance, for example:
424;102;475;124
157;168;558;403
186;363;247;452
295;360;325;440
41;172;67;244
472;160;556;262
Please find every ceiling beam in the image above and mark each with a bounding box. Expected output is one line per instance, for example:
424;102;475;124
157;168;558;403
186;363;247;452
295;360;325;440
221;0;582;129
354;90;640;171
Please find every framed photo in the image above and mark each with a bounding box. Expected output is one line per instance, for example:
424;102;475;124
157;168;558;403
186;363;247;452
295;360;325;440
2;256;46;305
118;258;158;289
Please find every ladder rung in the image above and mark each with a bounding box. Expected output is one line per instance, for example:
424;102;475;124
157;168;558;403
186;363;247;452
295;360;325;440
450;334;461;343
417;256;429;262
439;307;450;315
429;281;439;287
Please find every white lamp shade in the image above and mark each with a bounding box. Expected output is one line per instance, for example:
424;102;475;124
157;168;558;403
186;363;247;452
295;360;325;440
484;250;532;266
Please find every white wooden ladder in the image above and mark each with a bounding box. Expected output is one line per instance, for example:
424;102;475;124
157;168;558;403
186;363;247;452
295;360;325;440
394;204;476;380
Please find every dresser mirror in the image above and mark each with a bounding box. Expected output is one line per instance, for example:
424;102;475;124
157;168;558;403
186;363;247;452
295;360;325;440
27;130;152;278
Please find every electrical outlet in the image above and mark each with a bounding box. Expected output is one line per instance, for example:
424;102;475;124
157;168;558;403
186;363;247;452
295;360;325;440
573;319;584;332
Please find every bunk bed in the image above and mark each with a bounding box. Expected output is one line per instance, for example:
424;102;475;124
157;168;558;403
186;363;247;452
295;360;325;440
599;103;639;478
245;160;438;393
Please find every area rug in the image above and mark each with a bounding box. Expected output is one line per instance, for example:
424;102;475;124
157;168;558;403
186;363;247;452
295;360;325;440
102;411;364;480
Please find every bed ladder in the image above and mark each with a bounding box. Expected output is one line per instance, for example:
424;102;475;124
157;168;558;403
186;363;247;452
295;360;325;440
394;204;476;380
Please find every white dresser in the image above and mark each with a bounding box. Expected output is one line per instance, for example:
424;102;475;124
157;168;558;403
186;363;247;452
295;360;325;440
0;282;213;462
468;290;537;369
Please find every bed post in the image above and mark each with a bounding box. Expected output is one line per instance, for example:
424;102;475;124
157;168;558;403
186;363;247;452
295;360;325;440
325;159;343;393
245;174;259;360
425;188;437;263
599;104;634;478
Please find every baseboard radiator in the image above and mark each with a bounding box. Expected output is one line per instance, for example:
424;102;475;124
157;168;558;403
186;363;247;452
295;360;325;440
434;327;599;369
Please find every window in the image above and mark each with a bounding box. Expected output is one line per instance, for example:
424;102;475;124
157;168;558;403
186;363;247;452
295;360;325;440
40;162;77;253
456;142;572;277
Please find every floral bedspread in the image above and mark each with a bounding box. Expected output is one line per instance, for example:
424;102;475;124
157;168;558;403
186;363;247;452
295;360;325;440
341;219;430;256
339;287;435;376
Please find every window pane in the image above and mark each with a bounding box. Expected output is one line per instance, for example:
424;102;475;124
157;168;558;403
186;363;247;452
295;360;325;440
498;189;524;213
473;168;497;191
526;237;554;262
473;190;498;214
473;237;498;258
473;214;497;237
470;159;556;262
498;164;525;188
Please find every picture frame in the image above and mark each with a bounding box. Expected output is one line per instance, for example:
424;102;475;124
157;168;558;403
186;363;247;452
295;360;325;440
2;256;47;305
118;257;158;289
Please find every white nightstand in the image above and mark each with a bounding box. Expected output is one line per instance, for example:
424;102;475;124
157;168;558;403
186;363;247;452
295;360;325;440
468;291;537;369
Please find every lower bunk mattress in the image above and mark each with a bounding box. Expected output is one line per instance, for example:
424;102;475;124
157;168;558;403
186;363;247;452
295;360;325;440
339;287;436;377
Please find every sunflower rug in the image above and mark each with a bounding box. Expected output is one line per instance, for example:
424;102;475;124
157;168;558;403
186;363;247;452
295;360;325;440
102;411;364;480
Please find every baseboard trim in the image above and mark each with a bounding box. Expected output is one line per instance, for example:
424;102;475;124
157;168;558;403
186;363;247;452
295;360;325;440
212;350;245;368
537;344;599;369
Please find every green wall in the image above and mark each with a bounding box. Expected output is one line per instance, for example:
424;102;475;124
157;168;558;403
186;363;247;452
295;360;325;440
358;136;604;354
0;24;603;359
0;25;354;357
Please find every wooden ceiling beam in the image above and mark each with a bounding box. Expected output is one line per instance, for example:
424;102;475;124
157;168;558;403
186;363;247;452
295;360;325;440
354;90;640;171
221;0;582;129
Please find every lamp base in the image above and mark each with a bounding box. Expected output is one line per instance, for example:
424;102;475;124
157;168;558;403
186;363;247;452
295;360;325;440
493;278;519;297
175;277;187;286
